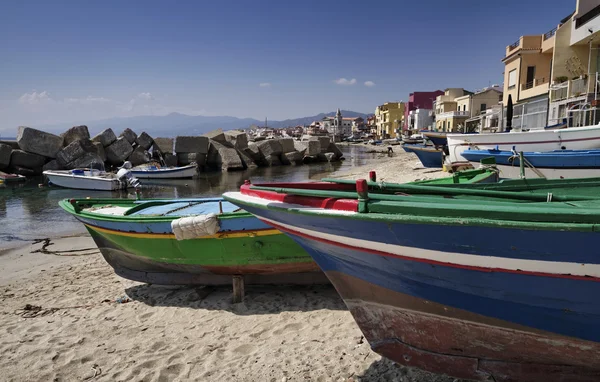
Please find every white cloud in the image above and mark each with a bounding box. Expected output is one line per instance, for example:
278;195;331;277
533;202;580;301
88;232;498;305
259;82;271;88
65;96;112;104
137;92;154;100
364;81;376;87
334;78;357;86
18;90;53;104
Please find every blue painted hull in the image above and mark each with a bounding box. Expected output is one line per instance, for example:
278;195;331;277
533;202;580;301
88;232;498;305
462;149;600;168
423;132;448;146
403;144;443;167
225;199;600;380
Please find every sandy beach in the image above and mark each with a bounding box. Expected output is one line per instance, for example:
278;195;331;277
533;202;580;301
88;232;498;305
0;151;457;382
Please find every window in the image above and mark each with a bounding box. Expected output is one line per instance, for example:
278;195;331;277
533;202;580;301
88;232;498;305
508;69;517;90
480;103;487;112
463;105;467;111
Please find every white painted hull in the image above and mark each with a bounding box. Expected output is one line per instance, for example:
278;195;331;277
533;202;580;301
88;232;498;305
447;124;600;163
43;171;126;191
469;163;600;180
130;164;197;179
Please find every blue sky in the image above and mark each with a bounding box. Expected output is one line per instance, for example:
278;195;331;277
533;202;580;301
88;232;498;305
0;0;574;131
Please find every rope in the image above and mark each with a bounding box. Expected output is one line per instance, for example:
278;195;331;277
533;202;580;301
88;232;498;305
14;303;97;318
510;149;546;179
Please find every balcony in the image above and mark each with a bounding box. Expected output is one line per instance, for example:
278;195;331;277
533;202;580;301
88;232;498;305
436;110;470;119
541;27;556;53
520;77;550;100
549;76;591;102
505;35;543;57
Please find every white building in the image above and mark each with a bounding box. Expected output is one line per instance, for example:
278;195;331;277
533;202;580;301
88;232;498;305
407;109;434;131
321;109;355;138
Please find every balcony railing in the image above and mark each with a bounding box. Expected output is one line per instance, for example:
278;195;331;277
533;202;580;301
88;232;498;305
575;4;600;29
437;110;470;119
508;39;520;51
543;27;557;41
521;77;548;90
570;77;588;97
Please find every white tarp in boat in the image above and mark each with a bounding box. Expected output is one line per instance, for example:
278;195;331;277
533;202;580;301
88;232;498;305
171;213;220;240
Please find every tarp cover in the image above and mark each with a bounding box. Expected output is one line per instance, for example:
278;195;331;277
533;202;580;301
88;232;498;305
171;213;220;240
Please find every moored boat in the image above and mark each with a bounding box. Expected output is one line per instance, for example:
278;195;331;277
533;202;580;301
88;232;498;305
462;148;600;179
130;163;197;179
59;197;326;285
223;178;600;381
422;131;448;146
0;171;26;183
44;169;129;191
447;123;600;163
402;144;443;168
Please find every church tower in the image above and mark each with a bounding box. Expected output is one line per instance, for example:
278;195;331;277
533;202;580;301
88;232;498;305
334;108;342;139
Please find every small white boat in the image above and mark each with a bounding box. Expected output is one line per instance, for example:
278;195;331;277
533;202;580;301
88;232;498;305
43;169;131;191
447;124;600;163
130;164;197;179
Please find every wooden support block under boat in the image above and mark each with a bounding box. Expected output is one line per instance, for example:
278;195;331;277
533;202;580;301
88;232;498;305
232;275;245;303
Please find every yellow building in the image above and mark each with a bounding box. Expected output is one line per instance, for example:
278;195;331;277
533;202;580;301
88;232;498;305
434;88;471;132
374;102;405;138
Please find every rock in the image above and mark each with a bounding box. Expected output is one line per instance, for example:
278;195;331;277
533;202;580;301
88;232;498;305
206;141;244;171
17;126;63;158
327;142;344;159
92;128;117;147
177;153;207;166
0;143;12;169
127;146;150;167
294;140;320;156
136;132;154;150
324;152;337;162
224;130;248;149
10;149;46;168
280;138;295;153
282;150;303;165
312;136;331;153
67;152;104;169
61;125;90;146
264;154;282;167
153;137;174;154
42;159;62;172
56;140;96;167
9;165;40;176
93;142;106;162
175;136;209;154
0;140;19;150
256;140;283;157
236;148;257;169
119;128;137;144
203;129;227;144
164;153;178;167
246;143;263;160
105;137;134;165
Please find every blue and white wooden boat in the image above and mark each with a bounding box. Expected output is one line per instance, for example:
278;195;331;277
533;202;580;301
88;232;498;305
422;131;448;146
130;164;197;179
224;179;600;381
462;148;600;179
402;144;443;168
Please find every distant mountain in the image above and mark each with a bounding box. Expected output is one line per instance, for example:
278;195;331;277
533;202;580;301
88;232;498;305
37;110;370;137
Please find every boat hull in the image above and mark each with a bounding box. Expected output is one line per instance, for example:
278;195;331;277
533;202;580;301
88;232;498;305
468;162;600;179
44;172;125;191
223;194;600;381
447;125;600;163
130;164;197;179
422;132;447;146
403;145;443;167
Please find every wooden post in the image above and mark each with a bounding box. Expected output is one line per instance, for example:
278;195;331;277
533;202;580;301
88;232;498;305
232;275;245;303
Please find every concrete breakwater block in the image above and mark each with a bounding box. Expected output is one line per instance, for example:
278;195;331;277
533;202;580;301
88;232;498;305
313;136;331;153
203;129;227;144
42;159;61;172
280;138;296;154
327;142;344;159
119;128;137;144
175;136;209;154
236;148;257;169
264;154;282;167
177;152;206;166
10;165;40;176
0;140;19;150
105;137;134;165
127;146;151;166
256;139;282;157
67;152;105;170
0;143;12;169
153;137;174;154
93;142;106;162
224;130;248;149
207;141;243;171
92;128;117;147
294;140;320;156
10;149;46;169
61;125;90;146
136;132;154;150
56;139;96;167
323;152;336;162
164;153;178;167
282;150;303;165
17;126;64;158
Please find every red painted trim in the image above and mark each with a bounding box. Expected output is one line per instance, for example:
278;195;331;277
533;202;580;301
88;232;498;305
457;135;600;147
249;182;356;191
263;219;600;282
240;184;358;212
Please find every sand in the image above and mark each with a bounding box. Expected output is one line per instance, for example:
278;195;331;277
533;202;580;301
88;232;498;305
0;151;458;382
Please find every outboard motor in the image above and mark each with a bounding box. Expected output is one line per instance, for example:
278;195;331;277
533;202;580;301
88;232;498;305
117;161;141;189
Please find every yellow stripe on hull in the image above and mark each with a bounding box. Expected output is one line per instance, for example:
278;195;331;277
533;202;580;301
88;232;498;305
85;224;282;240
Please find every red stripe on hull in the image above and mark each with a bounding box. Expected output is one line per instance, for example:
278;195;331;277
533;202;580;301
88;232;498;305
241;184;358;212
328;271;600;381
456;135;600;147
263;219;600;282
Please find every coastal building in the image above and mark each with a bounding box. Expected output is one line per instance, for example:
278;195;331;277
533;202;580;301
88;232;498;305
547;3;600;126
404;90;444;131
374;102;404;138
502;30;553;130
320;109;362;139
406;109;434;132
434;88;472;132
461;86;504;132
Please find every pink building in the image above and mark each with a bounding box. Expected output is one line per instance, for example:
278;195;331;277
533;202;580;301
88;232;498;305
403;90;444;130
